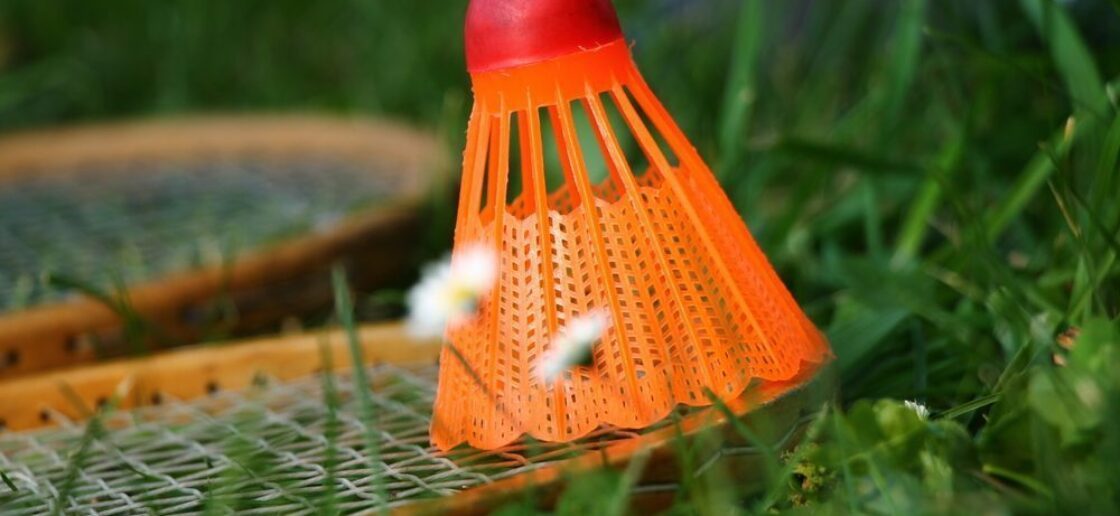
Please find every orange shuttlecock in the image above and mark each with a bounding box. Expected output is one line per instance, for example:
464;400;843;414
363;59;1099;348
431;0;831;451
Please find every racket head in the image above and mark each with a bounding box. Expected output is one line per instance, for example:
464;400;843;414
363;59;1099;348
0;323;830;513
0;116;444;379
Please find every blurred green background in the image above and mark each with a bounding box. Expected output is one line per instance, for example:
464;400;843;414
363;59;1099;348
1;0;1119;512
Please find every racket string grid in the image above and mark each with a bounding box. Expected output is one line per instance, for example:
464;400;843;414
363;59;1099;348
0;157;401;313
0;363;685;514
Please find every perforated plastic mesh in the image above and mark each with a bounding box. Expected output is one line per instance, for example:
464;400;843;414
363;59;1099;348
0;363;690;514
435;40;830;450
0;157;400;313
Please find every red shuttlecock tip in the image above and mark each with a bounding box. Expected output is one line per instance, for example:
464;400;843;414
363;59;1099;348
465;0;624;73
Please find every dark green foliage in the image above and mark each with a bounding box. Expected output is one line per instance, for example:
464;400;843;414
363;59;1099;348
1;0;1118;513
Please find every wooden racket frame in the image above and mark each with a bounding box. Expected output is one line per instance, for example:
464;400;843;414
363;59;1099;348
0;322;827;513
0;116;445;380
0;323;443;431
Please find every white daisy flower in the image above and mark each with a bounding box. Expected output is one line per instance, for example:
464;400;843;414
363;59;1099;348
536;310;612;385
406;244;497;338
904;400;930;420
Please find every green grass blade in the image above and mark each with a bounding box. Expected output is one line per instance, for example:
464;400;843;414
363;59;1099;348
1090;112;1120;219
893;127;966;264
983;464;1055;501
880;0;927;130
50;381;128;516
986;121;1076;240
861;181;885;258
717;0;764;180
829;408;859;514
1019;0;1109;118
44;273;165;355
318;340;341;516
831;304;911;375
0;470;17;492
940;393;1002;420
604;449;651;516
702;389;780;477
330;265;387;514
773;137;925;176
51;418;105;516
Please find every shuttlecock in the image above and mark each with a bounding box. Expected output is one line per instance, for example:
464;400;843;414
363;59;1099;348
430;0;831;451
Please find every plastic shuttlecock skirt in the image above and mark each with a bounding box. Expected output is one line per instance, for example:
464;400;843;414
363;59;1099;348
431;39;831;451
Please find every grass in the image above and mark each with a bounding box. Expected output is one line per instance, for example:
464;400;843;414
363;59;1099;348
330;266;388;513
1;0;1119;513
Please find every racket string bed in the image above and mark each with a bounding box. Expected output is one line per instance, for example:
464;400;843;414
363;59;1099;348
0;158;398;313
0;363;697;514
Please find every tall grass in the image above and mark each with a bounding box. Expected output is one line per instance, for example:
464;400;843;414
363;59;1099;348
1;0;1118;513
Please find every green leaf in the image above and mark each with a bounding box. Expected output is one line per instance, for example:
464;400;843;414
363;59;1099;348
1027;369;1100;446
830;300;910;375
1067;318;1120;378
555;468;625;516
